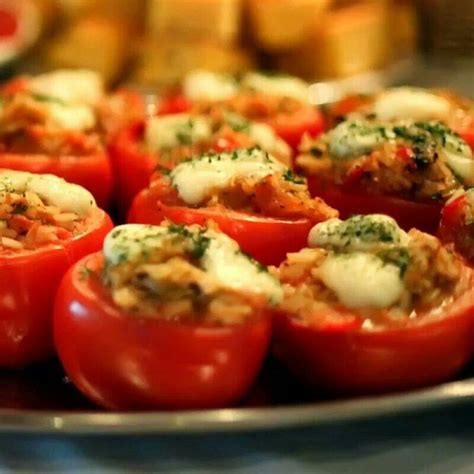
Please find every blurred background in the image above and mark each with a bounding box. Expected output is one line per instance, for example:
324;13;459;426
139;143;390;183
0;0;472;99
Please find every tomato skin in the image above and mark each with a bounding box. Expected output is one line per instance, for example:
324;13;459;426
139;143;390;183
0;209;113;367
306;175;442;233
157;95;192;115
265;107;325;154
273;283;474;394
0;151;113;210
109;122;157;216
438;193;474;263
458;128;474;150
54;252;271;410
128;189;314;266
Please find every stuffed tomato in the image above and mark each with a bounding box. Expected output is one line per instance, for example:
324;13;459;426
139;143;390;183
439;189;474;264
54;222;281;410
128;147;337;266
111;111;291;215
325;87;474;149
273;214;474;394
187;70;325;155
0;69;113;208
297;119;474;233
0;170;113;367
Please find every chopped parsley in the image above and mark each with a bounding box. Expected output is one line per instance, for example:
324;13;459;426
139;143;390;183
376;247;410;277
283;169;305;184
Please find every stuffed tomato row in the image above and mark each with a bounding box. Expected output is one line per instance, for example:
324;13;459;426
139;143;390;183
52;214;474;410
0;170;112;367
128;147;337;265
297;119;474;233
161;70;325;153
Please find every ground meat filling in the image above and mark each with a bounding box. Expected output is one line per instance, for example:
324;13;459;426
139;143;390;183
298;121;469;202
0;93;102;157
150;168;337;222
277;228;464;329
192;93;305;122
102;225;264;325
0;189;86;251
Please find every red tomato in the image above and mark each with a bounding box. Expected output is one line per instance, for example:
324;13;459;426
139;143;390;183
273;269;474;394
265;107;325;154
128;188;315;266
0;209;113;367
109;122;156;216
306;175;442;233
54;252;271;410
438;192;474;263
0;150;113;211
458;128;474;150
157;95;192;115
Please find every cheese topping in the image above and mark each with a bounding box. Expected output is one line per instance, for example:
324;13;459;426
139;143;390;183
46;102;97;131
315;252;405;309
145;114;212;153
308;215;410;251
242;72;310;103
169;148;287;206
104;224;283;304
328;120;394;158
248;122;290;157
441;132;474;186
373;88;452;122
183;70;239;102
0;170;95;216
28;69;104;106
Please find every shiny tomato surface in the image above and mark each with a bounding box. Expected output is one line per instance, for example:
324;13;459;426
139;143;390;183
128;188;314;266
265;107;325;153
306;175;443;233
54;252;272;410
273;270;474;394
0;209;113;367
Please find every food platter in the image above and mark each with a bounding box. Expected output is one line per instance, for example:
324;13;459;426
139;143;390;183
0;358;473;435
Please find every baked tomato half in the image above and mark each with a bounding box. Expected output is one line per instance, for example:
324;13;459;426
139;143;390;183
298;119;472;233
273;215;474;394
54;223;280;409
128;148;337;266
306;175;443;233
265;107;325;153
0;170;113;367
110;114;292;216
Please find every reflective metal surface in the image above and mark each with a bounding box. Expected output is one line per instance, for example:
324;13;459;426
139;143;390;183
0;359;473;435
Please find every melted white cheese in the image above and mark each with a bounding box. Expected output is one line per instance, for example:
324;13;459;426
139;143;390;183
0;170;95;216
104;224;283;304
242;72;310;103
308;215;410;251
315;252;404;309
328;120;394;158
183;70;239;102
28;69;104;105
373;88;452;122
441;133;474;186
46;102;97;131
170;148;287;206
145;114;212;153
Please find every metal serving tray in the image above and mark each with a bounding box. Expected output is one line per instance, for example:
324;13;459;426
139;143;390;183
0;358;473;435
